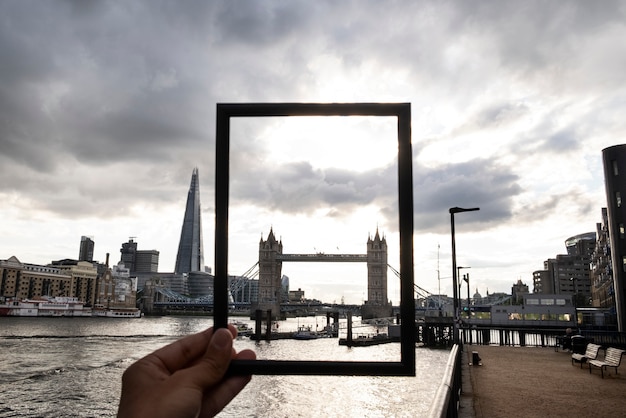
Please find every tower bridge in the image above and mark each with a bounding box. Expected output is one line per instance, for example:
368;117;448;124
256;227;391;320
276;254;367;262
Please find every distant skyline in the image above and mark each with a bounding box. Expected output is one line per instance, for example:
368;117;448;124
2;1;626;304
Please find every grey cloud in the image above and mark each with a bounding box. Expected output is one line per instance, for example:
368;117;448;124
230;161;397;215
228;154;522;236
414;159;522;233
213;1;310;46
0;0;622;229
510;108;584;157
471;102;530;131
448;1;626;67
542;128;581;153
515;188;597;225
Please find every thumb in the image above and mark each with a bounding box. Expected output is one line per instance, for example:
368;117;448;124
179;327;234;388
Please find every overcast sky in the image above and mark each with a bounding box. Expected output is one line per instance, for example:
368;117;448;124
2;1;626;304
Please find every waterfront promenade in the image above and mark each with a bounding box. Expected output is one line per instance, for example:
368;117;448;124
460;344;626;417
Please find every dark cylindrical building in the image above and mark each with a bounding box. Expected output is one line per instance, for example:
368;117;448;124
602;145;626;331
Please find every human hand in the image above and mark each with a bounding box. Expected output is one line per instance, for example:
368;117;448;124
117;325;256;418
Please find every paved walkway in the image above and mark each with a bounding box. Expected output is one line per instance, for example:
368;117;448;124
460;344;626;418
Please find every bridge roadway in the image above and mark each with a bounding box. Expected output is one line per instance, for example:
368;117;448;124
152;301;365;314
276;253;367;262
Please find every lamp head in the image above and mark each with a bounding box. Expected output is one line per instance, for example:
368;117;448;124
449;207;480;214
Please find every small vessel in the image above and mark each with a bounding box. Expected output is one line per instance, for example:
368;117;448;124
231;321;253;337
292;325;320;340
92;305;142;318
338;333;396;346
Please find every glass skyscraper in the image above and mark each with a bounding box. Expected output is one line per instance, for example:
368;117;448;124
79;236;94;262
174;167;204;274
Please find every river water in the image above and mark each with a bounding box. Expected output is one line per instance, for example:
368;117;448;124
0;316;450;417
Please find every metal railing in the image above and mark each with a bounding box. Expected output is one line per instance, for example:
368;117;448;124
428;344;461;418
461;326;563;347
460;326;626;349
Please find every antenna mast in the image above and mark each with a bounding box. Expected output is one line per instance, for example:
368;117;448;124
437;244;441;309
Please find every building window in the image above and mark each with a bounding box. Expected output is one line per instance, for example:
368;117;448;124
613;160;619;176
623;256;626;273
617;192;622;208
621;224;625;239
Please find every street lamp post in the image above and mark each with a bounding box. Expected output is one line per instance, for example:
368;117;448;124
450;206;480;345
463;273;471;318
457;266;470;312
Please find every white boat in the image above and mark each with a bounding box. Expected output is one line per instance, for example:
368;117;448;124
0;298;141;318
92;305;142;318
231;321;253;337
0;297;92;317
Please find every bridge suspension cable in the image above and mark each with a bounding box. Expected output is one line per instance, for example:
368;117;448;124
239;261;259;279
387;263;435;301
229;262;260;300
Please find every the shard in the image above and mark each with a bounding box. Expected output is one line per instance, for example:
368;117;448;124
174;167;204;274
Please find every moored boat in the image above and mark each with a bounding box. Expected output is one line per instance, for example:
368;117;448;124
0;297;92;317
338;332;397;346
231;321;253;337
92;305;142;318
0;297;141;317
292;325;320;340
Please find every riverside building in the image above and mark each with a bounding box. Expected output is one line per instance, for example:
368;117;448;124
0;256;72;299
590;208;615;311
0;256;98;306
602;144;626;331
533;233;595;307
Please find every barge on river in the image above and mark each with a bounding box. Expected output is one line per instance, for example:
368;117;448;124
0;297;141;318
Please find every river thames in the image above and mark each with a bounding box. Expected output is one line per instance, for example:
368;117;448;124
0;316;450;417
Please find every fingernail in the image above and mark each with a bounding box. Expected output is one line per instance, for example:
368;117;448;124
211;328;232;350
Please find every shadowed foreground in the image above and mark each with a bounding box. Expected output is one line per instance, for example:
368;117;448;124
464;345;626;417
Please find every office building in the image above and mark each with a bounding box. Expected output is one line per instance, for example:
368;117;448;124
533;269;553;294
120;238;159;274
120;239;137;271
537;233;595;307
134;250;159;273
602;144;626;331
187;271;214;299
590;208;615;310
79;236;95;262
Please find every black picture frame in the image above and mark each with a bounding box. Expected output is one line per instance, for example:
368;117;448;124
214;103;415;376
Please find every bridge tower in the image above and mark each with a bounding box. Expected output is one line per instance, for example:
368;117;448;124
254;228;283;319
362;229;392;319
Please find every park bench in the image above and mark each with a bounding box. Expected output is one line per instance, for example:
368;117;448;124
588;347;626;378
571;343;601;368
